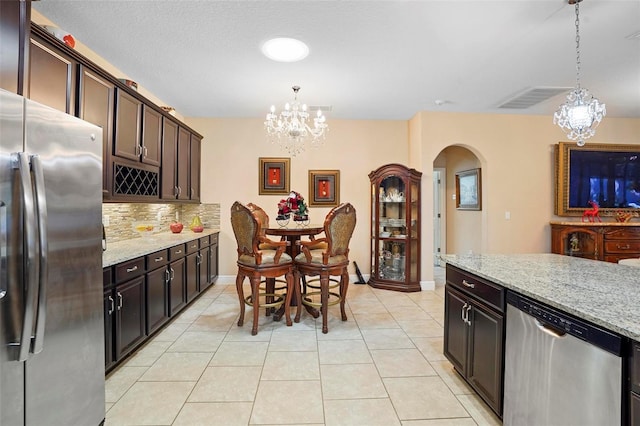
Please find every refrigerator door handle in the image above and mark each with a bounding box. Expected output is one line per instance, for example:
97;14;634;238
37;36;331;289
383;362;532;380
0;200;6;300
31;154;48;355
14;152;39;362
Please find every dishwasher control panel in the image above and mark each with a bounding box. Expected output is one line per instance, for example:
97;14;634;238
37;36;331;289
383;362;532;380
507;290;622;356
518;299;588;337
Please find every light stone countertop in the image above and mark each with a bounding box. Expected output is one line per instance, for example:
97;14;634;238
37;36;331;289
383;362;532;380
442;253;640;341
103;229;219;267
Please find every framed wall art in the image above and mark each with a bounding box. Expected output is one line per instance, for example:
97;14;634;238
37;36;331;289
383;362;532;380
308;170;340;207
455;168;481;210
259;157;290;195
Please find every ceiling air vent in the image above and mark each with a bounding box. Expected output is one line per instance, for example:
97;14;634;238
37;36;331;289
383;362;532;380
498;87;572;109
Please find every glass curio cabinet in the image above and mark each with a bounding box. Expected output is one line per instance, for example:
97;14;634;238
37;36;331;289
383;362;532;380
368;163;422;292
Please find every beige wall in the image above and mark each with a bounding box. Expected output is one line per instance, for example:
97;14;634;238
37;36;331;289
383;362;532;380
415;111;640;282
187;117;409;279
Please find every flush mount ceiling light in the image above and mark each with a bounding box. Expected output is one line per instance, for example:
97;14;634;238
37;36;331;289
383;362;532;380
264;86;328;157
553;0;606;147
261;38;309;62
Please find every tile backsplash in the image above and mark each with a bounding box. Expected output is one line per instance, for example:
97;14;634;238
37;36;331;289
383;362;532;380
102;203;220;243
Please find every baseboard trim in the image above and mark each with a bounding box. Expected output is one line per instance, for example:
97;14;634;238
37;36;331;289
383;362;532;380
420;280;435;291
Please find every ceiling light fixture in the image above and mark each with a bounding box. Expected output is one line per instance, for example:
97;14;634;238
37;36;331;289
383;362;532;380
261;38;309;62
265;86;328;157
553;0;606;147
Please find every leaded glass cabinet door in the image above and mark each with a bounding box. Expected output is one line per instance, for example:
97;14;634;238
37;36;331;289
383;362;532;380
368;164;422;292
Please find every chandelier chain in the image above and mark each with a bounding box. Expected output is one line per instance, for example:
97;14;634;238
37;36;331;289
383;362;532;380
574;2;581;89
553;0;606;147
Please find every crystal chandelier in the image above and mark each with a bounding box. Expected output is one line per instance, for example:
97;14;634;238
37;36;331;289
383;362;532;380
264;86;328;156
553;0;605;147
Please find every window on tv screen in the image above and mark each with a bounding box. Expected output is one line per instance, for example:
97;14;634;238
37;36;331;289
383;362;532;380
569;150;640;209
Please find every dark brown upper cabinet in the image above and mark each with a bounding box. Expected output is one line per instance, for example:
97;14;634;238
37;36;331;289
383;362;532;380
28;35;77;114
141;105;162;167
161;118;179;200
78;66;115;197
177;127;191;201
114;88;142;162
189;134;201;202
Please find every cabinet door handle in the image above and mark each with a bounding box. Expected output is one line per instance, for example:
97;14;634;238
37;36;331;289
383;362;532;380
170;267;175;281
143;146;148;157
174;186;179;197
177;186;182;196
165;269;171;283
154;256;164;262
461;302;468;324
196;253;202;265
126;265;138;273
466;305;472;326
191;188;194;197
117;292;123;310
462;279;475;289
617;244;631;250
108;296;115;315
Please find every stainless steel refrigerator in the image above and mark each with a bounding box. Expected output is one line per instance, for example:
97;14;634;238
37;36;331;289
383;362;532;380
0;89;105;425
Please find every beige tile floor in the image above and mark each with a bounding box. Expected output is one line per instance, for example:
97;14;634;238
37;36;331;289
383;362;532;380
105;267;502;425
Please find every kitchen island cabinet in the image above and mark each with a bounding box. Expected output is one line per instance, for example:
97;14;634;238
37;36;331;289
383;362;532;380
444;265;504;416
443;253;640;425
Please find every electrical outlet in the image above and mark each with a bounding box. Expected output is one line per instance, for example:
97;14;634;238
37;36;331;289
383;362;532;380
103;215;110;226
505;211;511;220
452;194;456;200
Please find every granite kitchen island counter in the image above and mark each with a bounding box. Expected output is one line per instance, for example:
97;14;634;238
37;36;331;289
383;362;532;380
443;253;640;340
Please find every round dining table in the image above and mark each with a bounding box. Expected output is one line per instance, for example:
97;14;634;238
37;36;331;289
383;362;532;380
265;221;324;259
265;221;324;320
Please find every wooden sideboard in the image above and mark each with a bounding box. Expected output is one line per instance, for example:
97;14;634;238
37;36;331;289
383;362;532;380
550;222;640;263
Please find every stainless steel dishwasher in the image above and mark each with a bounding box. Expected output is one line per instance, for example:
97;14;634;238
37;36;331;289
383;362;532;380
504;291;622;426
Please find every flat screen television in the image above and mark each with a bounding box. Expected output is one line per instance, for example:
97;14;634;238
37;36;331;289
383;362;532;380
555;142;640;216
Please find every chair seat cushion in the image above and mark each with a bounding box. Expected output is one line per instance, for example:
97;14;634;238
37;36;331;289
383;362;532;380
239;250;292;266
295;250;347;265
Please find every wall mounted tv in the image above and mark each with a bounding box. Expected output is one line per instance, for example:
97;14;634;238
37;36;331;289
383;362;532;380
555;142;640;216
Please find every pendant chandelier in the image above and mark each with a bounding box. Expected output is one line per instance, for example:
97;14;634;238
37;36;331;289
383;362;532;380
553;0;606;147
264;86;328;157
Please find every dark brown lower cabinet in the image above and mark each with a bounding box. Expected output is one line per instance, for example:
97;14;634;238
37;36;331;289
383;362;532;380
199;246;210;291
114;276;146;361
444;265;504;417
168;257;186;316
146;266;169;335
104;236;219;373
103;268;115;371
209;234;219;283
186;252;199;302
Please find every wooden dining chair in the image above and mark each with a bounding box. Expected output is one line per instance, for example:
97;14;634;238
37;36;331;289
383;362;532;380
294;203;356;333
230;201;294;335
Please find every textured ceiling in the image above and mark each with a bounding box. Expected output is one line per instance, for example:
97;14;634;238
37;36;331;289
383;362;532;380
33;0;640;120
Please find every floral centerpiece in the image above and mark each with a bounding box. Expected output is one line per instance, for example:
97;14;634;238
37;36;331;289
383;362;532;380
277;191;309;222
